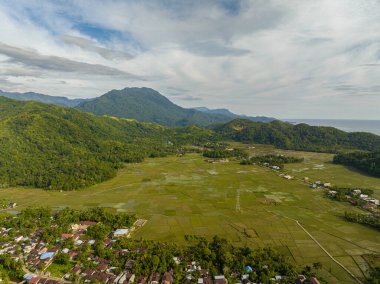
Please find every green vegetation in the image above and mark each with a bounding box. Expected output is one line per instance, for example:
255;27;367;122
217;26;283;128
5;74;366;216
0;97;214;190
344;212;380;231
0;254;23;281
115;236;304;283
333;151;380;177
215;119;380;152
202;142;248;159
76;87;239;127
2;147;380;283
241;154;303;169
0;206;135;238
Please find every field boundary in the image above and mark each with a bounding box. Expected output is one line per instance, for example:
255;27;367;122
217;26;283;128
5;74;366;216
267;210;363;284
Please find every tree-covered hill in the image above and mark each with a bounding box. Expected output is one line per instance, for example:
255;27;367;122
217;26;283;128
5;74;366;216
0;97;214;190
76;87;273;127
214;119;380;152
75;87;234;126
333;151;380;177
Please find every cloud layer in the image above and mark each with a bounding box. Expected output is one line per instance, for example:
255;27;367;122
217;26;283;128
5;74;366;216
0;0;379;118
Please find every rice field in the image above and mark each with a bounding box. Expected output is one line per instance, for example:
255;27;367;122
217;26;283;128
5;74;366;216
1;144;380;283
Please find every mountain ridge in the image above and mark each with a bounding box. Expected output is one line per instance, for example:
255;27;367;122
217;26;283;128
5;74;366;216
0;87;274;126
0;90;91;107
75;87;274;126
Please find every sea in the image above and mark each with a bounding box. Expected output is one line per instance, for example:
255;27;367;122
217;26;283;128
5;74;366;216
284;119;380;136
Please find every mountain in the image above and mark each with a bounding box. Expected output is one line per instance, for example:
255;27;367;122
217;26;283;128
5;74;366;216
214;118;380;153
193;106;275;122
0;90;91;107
76;87;273;126
0;97;214;190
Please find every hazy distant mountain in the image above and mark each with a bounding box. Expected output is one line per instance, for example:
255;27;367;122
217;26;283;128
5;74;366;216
0;90;91;107
193;106;275;122
76;87;272;126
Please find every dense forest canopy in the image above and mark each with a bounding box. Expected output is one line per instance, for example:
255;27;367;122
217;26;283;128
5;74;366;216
0;97;379;191
0;97;214;190
333;151;380;177
214;119;380;153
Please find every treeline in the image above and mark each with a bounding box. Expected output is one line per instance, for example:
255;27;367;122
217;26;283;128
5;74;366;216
0;97;214;190
333;151;380;177
214;119;380;153
1;207;136;242
241;154;303;168
344;212;380;231
202;143;248;159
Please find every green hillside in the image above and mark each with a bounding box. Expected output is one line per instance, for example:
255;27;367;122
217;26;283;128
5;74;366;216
334;151;380;177
214;119;380;152
0;97;214;190
76;87;243;126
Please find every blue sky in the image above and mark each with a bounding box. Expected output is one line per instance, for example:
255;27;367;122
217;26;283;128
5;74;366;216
0;0;379;119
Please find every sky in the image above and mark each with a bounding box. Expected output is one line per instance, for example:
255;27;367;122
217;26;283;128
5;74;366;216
0;0;379;119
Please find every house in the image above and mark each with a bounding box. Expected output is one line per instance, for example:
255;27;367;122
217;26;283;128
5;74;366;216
283;175;293;180
8;202;17;208
71;221;97;231
148;272;160;284
113;228;129;237
61;234;80;241
126;273;136;284
359;194;368;199
362;204;377;211
352;189;361;195
323;183;332;188
161;272;173;284
214;275;228;284
310;277;321;284
173;256;181;265
40;252;55;260
136;276;147;284
270;166;280;170
328;190;337;196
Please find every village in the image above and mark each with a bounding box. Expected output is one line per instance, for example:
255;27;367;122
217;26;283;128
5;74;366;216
258;161;380;216
0;207;321;284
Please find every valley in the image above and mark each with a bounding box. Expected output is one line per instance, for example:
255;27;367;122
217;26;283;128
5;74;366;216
2;144;379;283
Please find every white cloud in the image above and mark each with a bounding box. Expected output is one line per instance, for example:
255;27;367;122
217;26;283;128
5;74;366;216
0;0;379;119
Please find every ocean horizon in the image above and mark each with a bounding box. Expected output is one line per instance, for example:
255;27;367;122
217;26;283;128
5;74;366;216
283;119;380;135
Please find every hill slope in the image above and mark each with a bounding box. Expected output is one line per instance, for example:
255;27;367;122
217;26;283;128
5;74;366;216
76;87;273;126
76;87;235;126
0;97;214;190
0;90;90;107
214;119;380;152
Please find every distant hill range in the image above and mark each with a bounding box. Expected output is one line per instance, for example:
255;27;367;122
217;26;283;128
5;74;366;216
0;87;274;126
192;106;274;122
75;87;274;126
0;90;91;107
214;118;380;153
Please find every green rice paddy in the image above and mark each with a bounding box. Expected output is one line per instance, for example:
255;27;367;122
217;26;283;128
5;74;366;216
1;144;380;283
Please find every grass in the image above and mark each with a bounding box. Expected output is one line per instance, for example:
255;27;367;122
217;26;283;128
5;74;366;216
1;144;380;283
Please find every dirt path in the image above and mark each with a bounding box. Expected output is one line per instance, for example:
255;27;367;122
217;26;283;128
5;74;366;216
267;210;363;284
